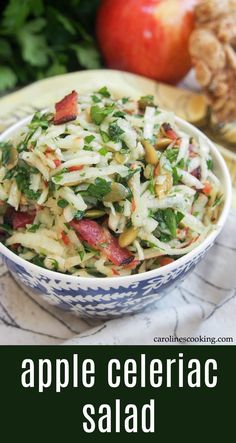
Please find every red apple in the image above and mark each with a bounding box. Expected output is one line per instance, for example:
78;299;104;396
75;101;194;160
96;0;198;84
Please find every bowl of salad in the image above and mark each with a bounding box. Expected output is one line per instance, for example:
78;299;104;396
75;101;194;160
0;87;231;318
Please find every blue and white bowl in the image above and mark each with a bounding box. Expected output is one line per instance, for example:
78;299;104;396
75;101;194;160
0;116;232;318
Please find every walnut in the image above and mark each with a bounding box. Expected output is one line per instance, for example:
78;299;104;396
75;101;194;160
189;0;236;124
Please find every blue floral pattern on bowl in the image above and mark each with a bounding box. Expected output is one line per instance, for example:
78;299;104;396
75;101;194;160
1;243;212;318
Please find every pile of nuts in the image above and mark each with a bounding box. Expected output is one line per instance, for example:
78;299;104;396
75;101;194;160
189;0;236;124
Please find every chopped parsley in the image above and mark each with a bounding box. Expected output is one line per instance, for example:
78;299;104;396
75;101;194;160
91;95;101;103
99;147;108;156
90;105;114;125
207;159;213;170
83;145;93;151
28;112;52;130
166;148;179;163
100;129;110;143
85;177;112;200
108;122;124;142
0;141;13;166
97;86;111;97
122;97;129;104
27;223;41;233
138;95;155;111
74;210;85;220
213;195;223;207
84;135;95;143
153;209;184;238
57;199;69;208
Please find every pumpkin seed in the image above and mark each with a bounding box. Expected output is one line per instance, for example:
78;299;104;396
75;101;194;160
141;139;158;165
156;138;172;150
118;226;138;248
114;152;128;164
85;209;106;219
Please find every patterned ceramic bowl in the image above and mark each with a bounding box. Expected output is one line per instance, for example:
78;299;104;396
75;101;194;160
0;115;232;318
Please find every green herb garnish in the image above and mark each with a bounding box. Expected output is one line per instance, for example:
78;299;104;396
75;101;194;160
91;95;101;103
84;135;95;144
83;145;93;151
85;177;112;200
97;86;111;97
166;148;179;163
90;105;114;125
57;199;69;208
99;147;108;156
108;122;124;142
207;159;213;170
138;95;155;111
0;141;13;166
74;210;85;220
28;112;52;130
100;129;110;143
28;223;41;233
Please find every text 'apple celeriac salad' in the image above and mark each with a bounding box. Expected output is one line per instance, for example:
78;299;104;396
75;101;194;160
0;88;223;277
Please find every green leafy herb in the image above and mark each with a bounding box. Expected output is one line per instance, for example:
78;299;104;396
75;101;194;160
74;210;85;220
207;159;213;170
0;223;13;235
0;1;101;93
90;105;114;125
48;181;56;196
14;164;41;200
31;255;46;268
84;135;95;144
113;111;125;118
0;141;12;165
25;189;41;201
138;95;155;111
178;158;185;169
87;269;106;278
213;195;223;207
97;86;110;97
153;209;182;238
28;112;52;130
48;258;59;271
163;208;177;237
166;148;179;163
99;129;110;143
113;203;124;213
91;95;101;103
78;250;85;261
84;243;99;254
122;97;129;104
83;145;93;151
57;199;69;208
53;168;68;183
108;122;124;142
99;147;108;156
86;177;111;200
172;166;180;185
175;212;185;225
159;233;172;243
28;223;41;233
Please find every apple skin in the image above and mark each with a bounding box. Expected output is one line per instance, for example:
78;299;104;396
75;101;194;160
96;0;198;84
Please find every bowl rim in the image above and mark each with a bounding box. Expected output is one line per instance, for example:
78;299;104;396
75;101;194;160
0;114;232;284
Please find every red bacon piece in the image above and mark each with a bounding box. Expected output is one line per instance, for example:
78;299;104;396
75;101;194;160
162;123;178;140
70;219;134;266
54;90;78;125
12;210;36;229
